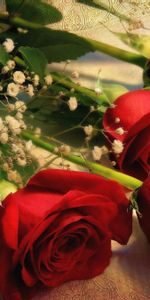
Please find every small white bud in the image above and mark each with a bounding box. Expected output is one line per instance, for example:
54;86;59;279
0;132;8;144
94;87;102;95
3;38;15;53
15;100;27;113
115;117;120;124
111;161;116;166
7;83;20;97
7;60;15;70
25;140;33;152
33;74;40;86
59;145;71;154
59;91;65;97
5;115;21;135
92;146;102;161
84;125;93;136
115;127;125;135
15;112;23;120
7;103;15;112
90;106;95;112
3;163;9;172
17;27;28;34
112;139;124;154
110;104;116;108
68;97;78;111
0;85;3;92
44;74;53;85
7;170;22;184
13;71;25;84
101;146;109;154
71;71;79;79
19;120;27;130
11;144;20;153
2;66;9;74
26;84;34;97
34;127;41;136
17;157;27;167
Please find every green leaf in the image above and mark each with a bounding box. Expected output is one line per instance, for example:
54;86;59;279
0;27;145;66
0;45;9;65
19;46;48;78
42;44;93;62
102;83;128;102
6;0;62;25
112;31;150;59
0;179;17;202
15;28;92;62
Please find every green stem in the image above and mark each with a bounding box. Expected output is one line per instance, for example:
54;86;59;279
14;56;110;106
10;17;146;69
87;38;147;68
51;73;109;105
14;56;26;67
9;17;43;29
21;131;142;190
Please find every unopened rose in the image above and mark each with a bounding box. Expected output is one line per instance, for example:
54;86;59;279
103;90;150;180
0;169;132;300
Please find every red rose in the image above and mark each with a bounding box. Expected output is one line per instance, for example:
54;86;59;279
103;90;150;180
0;169;132;300
137;177;150;242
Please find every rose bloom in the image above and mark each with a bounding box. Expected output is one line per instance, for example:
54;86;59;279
0;169;132;300
103;90;150;180
137;177;150;242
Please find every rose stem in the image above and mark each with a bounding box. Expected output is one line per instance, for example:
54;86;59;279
21;131;142;190
51;73;109;105
14;56;109;106
11;19;146;69
86;38;147;68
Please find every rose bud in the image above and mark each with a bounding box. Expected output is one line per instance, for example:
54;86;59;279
0;169;132;300
137;177;150;242
103;90;150;180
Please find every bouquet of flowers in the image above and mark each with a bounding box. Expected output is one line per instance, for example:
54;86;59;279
0;1;150;299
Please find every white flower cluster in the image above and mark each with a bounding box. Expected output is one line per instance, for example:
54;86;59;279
1;38;54;100
1;138;34;186
92;145;108;161
3;38;15;53
0;38;56;185
0;96;36;185
0;100;27;144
